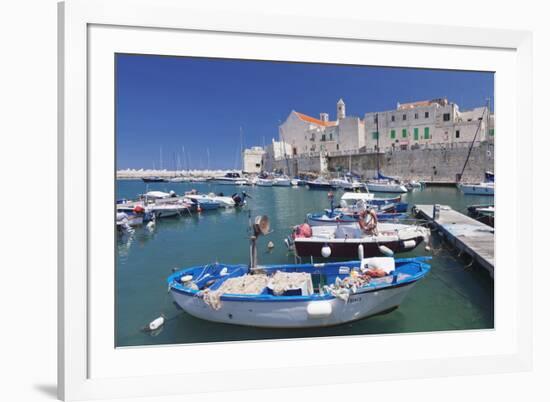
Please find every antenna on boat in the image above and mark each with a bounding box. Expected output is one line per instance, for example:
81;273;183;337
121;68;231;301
249;213;270;270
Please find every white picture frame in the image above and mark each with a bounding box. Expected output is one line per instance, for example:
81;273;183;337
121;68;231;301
58;0;533;400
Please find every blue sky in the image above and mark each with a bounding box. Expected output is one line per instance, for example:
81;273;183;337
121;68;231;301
116;54;493;169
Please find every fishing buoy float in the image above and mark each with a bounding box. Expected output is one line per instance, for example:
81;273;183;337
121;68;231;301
402;239;417;249
267;241;275;250
147;315;165;331
425;246;431;252
378;245;394;257
321;245;332;258
357;244;364;260
307;301;332;318
180;275;193;283
146;220;156;231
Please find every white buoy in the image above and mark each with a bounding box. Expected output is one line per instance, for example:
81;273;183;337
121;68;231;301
378;245;394;256
180;275;193;283
358;244;364;260
146;220;156;231
307;301;333;318
148;316;165;331
403;239;417;249
267;241;275;250
425;246;431;252
321;245;332;258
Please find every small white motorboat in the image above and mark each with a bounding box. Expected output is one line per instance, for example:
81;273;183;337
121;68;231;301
457;182;494;195
366;179;408;193
256;178;274;187
186;193;236;208
211;172;246;185
272;176;292;187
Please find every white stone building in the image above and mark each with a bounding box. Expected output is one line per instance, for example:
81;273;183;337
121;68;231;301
278;98;494;157
262;139;293;172
364;98;494;152
242;146;265;174
278;99;365;157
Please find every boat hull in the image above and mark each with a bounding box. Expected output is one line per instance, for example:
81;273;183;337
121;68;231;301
307;182;332;190
170;281;417;328
294;235;426;258
458;183;494;195
366;182;408;193
273;179;291;186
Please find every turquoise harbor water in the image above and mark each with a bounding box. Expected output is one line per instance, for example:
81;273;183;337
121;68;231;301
116;180;494;347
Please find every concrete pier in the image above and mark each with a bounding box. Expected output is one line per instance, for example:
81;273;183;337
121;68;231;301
413;204;494;278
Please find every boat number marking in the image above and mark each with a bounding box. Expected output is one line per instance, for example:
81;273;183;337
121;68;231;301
348;296;362;303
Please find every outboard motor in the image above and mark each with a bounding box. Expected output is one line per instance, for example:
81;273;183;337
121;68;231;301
232;191;250;207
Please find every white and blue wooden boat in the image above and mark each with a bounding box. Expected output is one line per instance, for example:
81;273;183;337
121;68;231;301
307;211;408;226
289;222;430;258
168;257;431;328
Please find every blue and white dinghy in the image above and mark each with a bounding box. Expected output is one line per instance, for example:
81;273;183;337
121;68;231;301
167;215;430;328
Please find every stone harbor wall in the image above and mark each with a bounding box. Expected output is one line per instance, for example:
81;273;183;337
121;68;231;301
275;142;494;182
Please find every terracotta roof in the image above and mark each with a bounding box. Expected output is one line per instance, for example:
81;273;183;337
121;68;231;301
294;111;337;127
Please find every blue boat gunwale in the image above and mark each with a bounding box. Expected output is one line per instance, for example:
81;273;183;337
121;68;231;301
167;258;431;303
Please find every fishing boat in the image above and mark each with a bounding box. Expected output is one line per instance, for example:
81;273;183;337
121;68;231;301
142;176;167;183
307;211;408;226
167;215;431;328
306;177;332;190
288;222;429;259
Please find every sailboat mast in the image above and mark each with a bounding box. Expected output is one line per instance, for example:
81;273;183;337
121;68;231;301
458;102;487;182
240;126;244;172
375;113;380;175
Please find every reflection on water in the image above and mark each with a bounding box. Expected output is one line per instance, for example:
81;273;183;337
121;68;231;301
116;180;494;347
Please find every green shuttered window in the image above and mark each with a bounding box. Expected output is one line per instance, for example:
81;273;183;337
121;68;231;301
424;127;430;139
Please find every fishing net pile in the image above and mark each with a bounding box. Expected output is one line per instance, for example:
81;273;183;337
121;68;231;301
322;271;371;302
268;271;313;296
202;274;269;310
201;271;313;310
